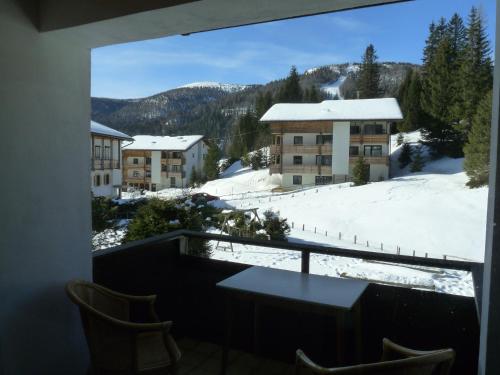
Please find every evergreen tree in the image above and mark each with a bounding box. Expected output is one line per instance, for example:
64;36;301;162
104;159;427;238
357;44;382;98
396;133;404;146
456;7;493;140
464;91;492;187
352;156;370;186
189;166;199;187
250;149;264;170
277;66;303;103
332;93;340;100
255;91;274;118
398;142;413;168
204;142;220;181
410;146;425;172
398;69;423;132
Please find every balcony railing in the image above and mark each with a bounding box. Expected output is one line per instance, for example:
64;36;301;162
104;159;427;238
350;134;389;143
91;159;120;170
281;164;333;174
271;144;332;155
349;156;389;165
92;229;482;375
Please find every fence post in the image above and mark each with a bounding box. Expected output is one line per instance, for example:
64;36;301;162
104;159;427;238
301;251;310;274
325;231;328;237
339;232;342;240
302;224;305;231
443;255;447;260
413;250;416;257
381;243;383;251
366;241;369;247
425;252;428;258
292;222;294;229
354;235;357;244
314;227;316;234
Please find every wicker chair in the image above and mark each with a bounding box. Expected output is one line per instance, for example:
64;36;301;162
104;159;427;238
295;338;455;375
66;280;181;375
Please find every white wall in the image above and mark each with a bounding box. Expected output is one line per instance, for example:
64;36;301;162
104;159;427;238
151;151;161;184
332;121;350;175
0;2;91;374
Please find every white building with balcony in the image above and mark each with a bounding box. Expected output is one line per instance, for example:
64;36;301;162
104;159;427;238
122;135;208;191
90;121;133;198
261;98;403;188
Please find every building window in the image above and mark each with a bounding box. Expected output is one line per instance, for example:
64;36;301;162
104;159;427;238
151;183;157;192
315;176;333;185
364;124;385;135
104;174;110;185
104;146;111;160
315;155;332;165
172;151;182;159
133;158;139;164
133;171;140;177
350;125;361;135
364;145;383;157
349;146;359;156
161;151;167;159
293;136;303;145
192;153;195;158
276;136;281;145
145;157;151;165
170;177;176;187
293;175;302;185
95;174;101;186
146;171;151;177
172;165;180;172
162;164;167;172
293;156;303;165
316;135;332;144
94;145;101;159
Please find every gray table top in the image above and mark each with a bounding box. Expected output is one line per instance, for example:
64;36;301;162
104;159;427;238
217;266;369;311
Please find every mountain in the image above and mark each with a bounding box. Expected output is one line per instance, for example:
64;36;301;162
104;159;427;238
91;62;418;140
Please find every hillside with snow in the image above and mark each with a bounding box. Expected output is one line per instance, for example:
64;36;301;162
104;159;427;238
197;131;487;296
178;81;249;92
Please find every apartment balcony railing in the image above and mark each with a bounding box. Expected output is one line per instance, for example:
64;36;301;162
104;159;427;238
164;158;184;165
270;144;332;155
350;134;389;144
92;230;482;375
349;156;390;165
281;164;333;174
91;159;120;170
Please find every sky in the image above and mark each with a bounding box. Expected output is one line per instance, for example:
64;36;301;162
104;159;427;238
91;0;496;99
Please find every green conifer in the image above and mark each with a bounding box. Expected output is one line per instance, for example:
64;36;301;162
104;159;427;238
357;44;382;98
352;156;370;186
464;91;492;187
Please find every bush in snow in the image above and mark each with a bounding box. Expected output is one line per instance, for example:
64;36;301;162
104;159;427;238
92;196;117;232
410;145;425;172
352;156;370;186
398;142;413;168
124;198;216;257
250;149;264;170
396;133;404;146
262;210;290;241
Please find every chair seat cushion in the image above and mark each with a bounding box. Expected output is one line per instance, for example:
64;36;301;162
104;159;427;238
136;332;181;371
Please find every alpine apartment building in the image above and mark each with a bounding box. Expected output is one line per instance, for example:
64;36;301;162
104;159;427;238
260;98;403;187
122;135;207;191
90;121;133;198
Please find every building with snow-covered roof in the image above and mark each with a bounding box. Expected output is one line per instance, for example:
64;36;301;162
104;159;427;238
260;98;403;187
90;121;133;198
122;135;208;190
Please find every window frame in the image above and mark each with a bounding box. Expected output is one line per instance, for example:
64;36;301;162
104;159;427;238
292;175;302;185
293;155;303;165
293;136;303;145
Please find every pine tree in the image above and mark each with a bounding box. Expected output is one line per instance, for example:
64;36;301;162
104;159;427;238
357;44;382;98
204;142;220;181
398;69;423;132
456;7;493;140
396;133;404;146
410;146;425;172
250;149;264;170
352;156;370;186
277;66;303;103
398;142;412;168
464;90;492;188
255;91;273;119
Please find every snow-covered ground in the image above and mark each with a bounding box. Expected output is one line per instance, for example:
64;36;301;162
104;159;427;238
178;81;249;93
200;131;487;296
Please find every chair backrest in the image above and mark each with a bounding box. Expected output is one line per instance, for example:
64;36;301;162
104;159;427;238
66;280;135;372
296;339;455;375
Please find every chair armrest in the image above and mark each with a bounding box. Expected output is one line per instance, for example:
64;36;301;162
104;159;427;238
92;283;157;303
296;349;334;374
381;338;438;361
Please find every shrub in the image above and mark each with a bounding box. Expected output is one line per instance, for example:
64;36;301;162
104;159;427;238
352;156;370;186
262;210;290;241
92;196;117;232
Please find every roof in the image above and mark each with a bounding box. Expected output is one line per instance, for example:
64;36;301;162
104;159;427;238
123;135;205;151
90;121;133;140
260;98;403;122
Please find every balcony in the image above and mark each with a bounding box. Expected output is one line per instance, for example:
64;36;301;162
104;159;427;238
349;156;389;165
93;230;480;375
350;134;389;144
281;164;332;174
279;144;332;154
165;158;184;165
91;159;120;170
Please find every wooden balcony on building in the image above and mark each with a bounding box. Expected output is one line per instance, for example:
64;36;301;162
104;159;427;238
350;133;389;144
282;144;332;154
281;164;332;174
91;159;120;170
164;158;183;165
349;156;389;165
125;176;150;183
270;121;332;133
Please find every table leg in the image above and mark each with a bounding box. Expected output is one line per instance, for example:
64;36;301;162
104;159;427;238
220;296;234;375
